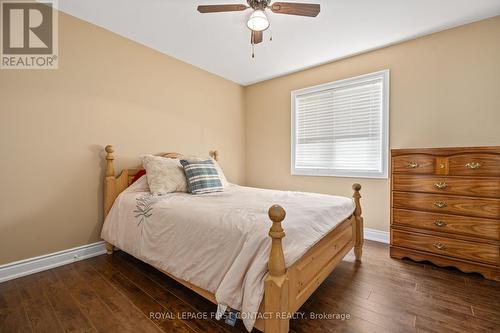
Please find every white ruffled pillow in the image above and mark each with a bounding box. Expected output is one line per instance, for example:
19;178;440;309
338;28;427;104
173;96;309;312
141;155;188;195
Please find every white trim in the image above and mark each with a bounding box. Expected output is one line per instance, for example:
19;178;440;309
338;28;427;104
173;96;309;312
0;241;106;283
364;228;390;244
291;69;390;179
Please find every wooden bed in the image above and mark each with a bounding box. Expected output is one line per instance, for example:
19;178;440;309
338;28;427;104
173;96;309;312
102;145;364;333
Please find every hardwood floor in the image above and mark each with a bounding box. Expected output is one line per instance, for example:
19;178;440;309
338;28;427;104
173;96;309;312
1;240;499;333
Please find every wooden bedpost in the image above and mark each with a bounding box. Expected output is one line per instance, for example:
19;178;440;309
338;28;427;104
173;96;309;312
265;205;289;333
352;183;363;261
209;150;219;161
104;145;115;255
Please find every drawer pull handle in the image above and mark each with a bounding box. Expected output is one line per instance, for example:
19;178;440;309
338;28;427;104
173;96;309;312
433;242;447;250
465;162;481;169
433;182;448;190
407;162;419;169
434;220;447;227
433;201;447;208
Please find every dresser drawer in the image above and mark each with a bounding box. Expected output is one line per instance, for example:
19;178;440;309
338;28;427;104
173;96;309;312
392;192;500;219
392;209;500;240
448;154;500;177
392;174;500;198
392;154;435;174
392;230;499;265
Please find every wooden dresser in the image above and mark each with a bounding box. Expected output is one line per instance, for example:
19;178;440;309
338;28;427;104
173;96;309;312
390;146;500;281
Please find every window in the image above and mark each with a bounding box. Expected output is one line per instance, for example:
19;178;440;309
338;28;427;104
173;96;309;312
291;70;389;178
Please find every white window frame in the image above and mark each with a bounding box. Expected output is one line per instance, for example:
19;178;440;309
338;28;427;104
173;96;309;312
291;69;390;179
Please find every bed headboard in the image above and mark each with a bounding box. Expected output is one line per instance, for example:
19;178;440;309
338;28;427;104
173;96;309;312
103;145;219;217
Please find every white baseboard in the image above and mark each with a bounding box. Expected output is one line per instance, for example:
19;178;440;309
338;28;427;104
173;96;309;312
364;227;389;244
0;241;106;283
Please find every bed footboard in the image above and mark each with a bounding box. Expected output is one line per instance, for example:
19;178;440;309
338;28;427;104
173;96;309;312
263;184;363;333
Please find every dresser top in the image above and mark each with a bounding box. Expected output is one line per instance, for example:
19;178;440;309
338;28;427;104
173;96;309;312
391;146;500;156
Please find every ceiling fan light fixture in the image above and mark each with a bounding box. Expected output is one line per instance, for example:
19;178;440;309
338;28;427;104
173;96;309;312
247;9;269;31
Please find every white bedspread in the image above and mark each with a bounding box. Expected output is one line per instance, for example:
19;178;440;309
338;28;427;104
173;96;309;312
101;179;355;331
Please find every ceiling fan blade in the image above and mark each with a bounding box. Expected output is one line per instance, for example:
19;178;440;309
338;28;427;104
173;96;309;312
197;4;248;13
270;2;320;17
251;30;263;44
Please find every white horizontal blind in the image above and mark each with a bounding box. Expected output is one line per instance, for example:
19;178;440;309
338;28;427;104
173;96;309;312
292;70;389;178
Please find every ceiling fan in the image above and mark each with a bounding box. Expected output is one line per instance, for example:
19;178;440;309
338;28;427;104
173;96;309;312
197;0;320;53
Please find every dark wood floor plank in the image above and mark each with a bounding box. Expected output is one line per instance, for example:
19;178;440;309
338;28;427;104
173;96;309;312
369;288;475;327
471;306;500;325
0;281;22;310
315;284;416;331
416;276;500;312
52;264;131;333
2;241;499;333
15;274;64;333
37;270;97;333
0;308;33;333
414;315;465;333
0;281;33;333
86;256;195;333
72;260;162;333
329;266;475;322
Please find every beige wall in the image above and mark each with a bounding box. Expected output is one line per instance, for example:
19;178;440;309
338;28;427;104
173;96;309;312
1;13;499;265
245;17;500;232
0;12;246;264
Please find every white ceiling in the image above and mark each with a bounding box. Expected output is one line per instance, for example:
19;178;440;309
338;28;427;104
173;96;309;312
58;0;500;85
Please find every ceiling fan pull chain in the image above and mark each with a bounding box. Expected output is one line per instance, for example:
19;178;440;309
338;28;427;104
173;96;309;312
252;43;255;58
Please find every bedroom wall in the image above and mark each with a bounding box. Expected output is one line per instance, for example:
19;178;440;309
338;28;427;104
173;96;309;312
245;16;500;232
0;12;246;264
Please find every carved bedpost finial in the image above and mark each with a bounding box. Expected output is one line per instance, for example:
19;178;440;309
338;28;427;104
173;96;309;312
105;145;115;177
265;204;290;332
352;183;364;261
209;150;219;161
268;205;286;277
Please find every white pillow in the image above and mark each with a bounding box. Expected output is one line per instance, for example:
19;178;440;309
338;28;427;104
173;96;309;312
141;155;188;195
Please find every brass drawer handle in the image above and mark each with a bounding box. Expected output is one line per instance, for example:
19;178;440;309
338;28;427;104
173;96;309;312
433;242;447;250
465;162;481;169
433;182;448;190
407;162;419;169
434;220;447;227
433;201;447;208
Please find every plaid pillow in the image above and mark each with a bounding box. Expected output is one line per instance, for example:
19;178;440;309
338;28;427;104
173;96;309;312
180;159;223;194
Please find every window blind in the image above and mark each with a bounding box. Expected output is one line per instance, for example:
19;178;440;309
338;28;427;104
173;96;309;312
292;70;389;178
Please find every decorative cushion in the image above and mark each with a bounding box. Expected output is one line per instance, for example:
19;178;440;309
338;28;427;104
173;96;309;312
184;156;229;188
141;155;188;195
180;159;223;194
